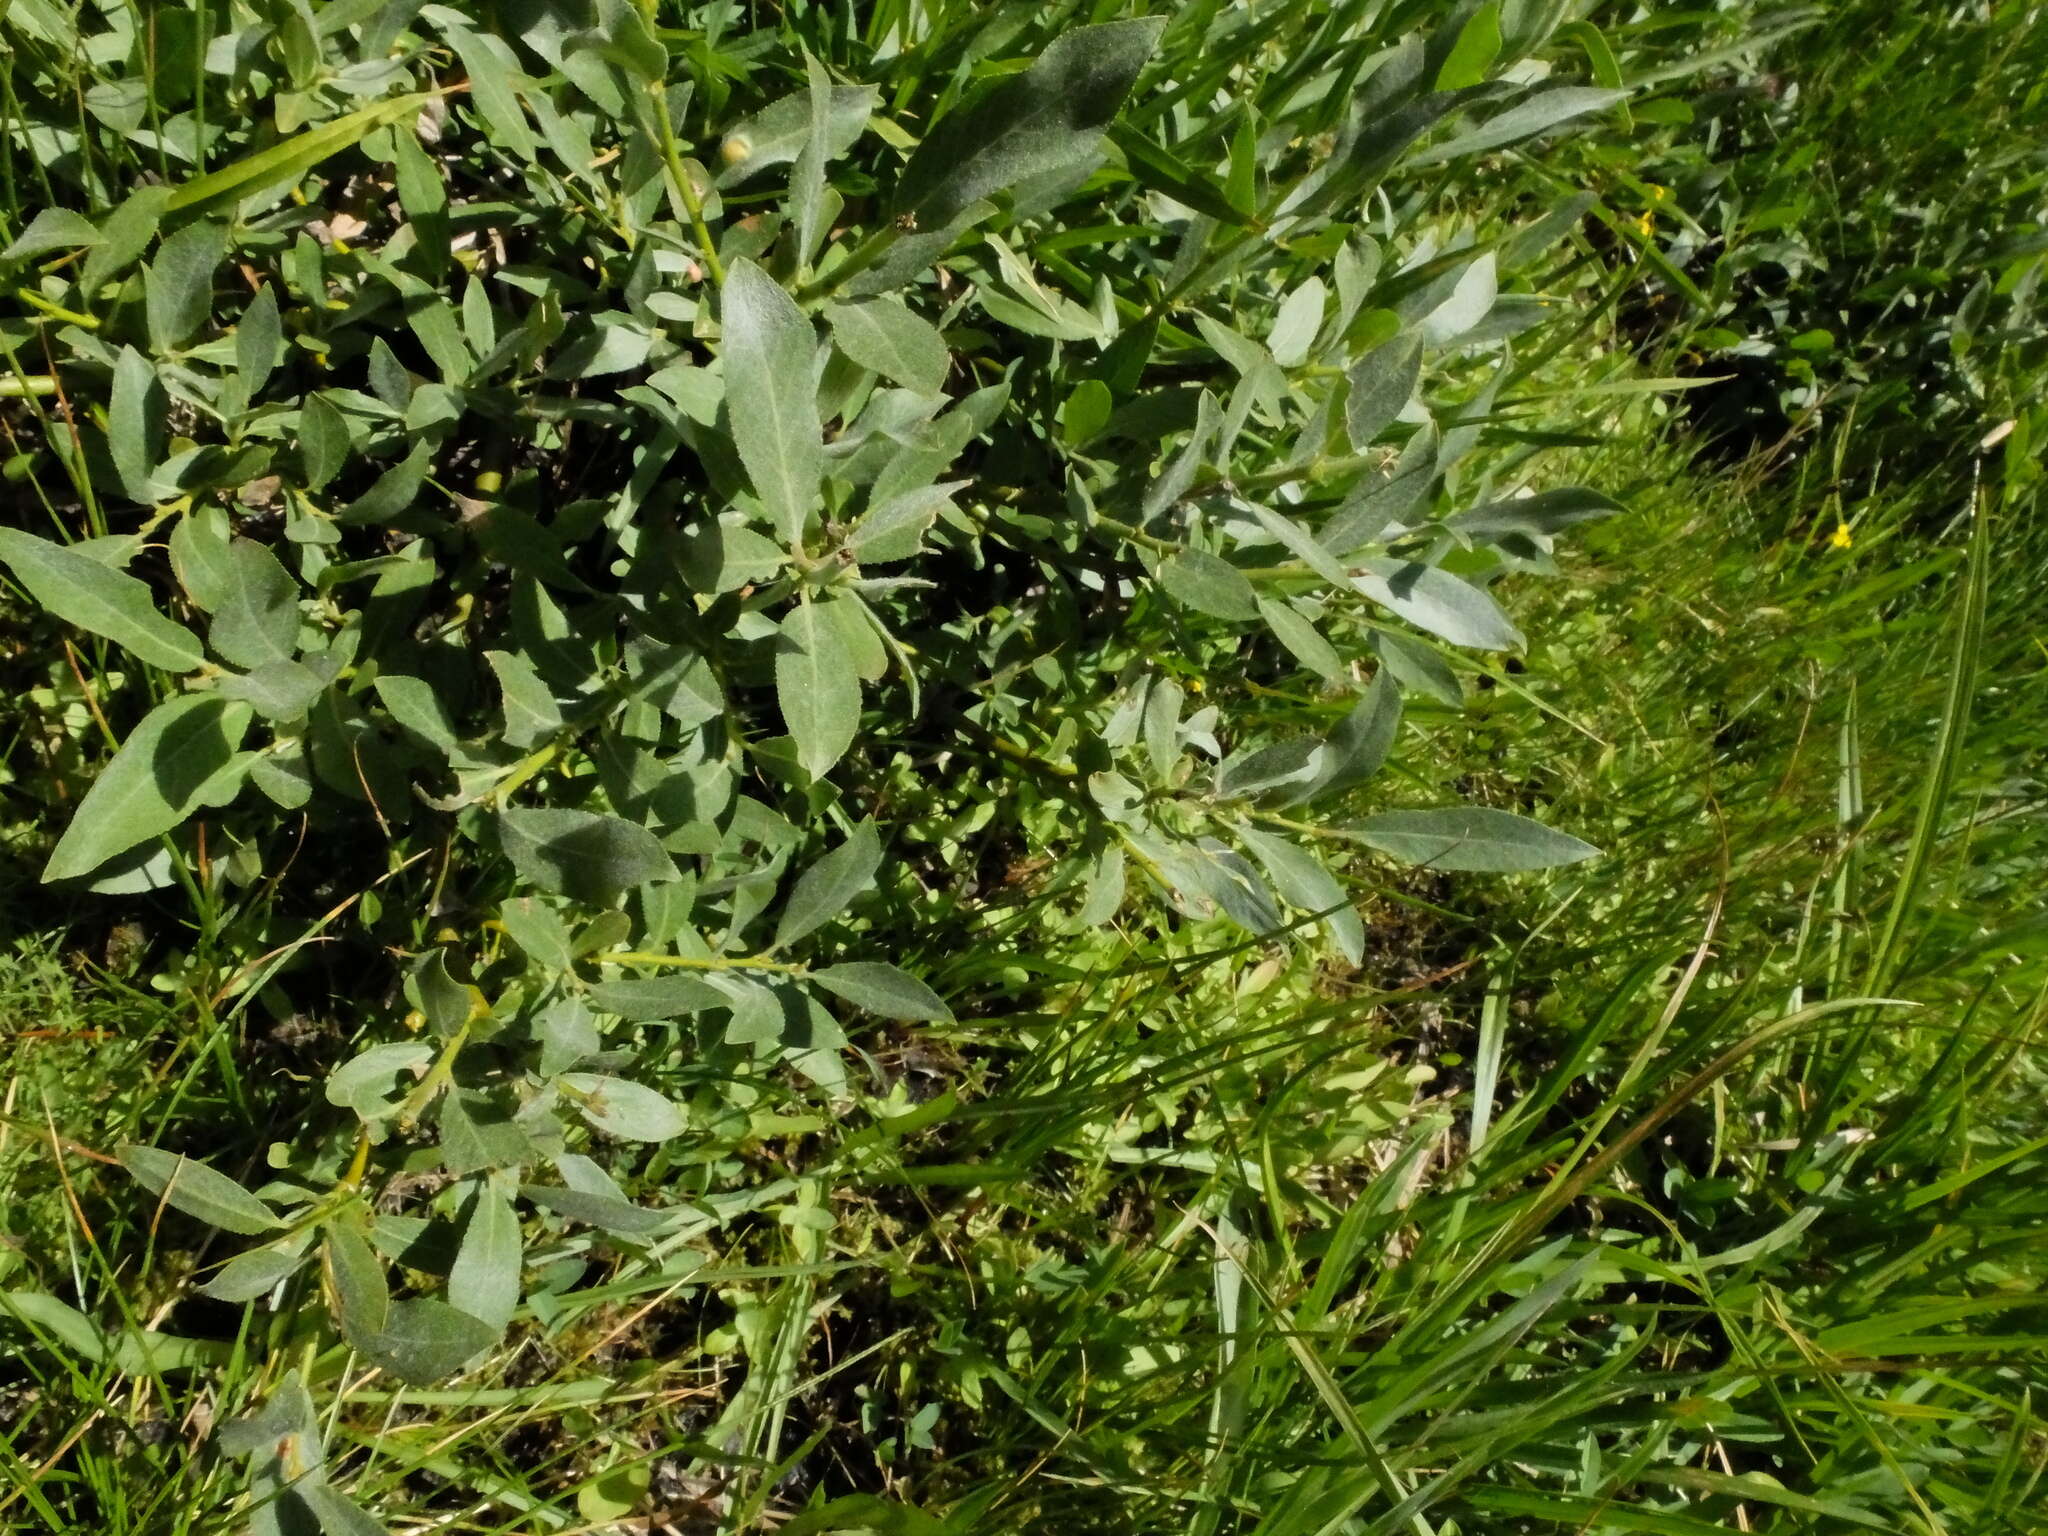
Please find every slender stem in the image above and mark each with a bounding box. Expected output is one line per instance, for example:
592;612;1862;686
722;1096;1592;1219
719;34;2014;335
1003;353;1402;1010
396;1022;471;1132
1181;450;1381;504
14;287;96;329
1246;808;1369;844
793;223;902;305
635;10;724;288
481;741;560;807
1088;510;1181;554
340;1128;372;1189
1088;510;1321;583
984;733;1079;779
600;950;806;975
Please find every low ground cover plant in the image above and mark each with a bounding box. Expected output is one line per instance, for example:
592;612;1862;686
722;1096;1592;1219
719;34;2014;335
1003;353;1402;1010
0;1;2043;1533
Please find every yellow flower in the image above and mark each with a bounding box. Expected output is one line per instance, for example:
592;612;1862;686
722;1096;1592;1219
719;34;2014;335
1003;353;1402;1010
1829;523;1853;550
1636;212;1655;238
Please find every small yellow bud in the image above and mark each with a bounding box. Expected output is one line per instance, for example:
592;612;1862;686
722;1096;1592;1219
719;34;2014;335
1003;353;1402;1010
1829;523;1853;551
719;134;752;167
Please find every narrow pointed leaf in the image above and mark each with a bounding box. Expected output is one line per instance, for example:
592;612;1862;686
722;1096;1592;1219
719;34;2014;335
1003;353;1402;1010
773;820;881;951
776;600;861;780
0;527;203;671
118;1144;281;1235
1352;806;1599;872
892;18;1166;228
498;808;680;904
448;1186;521;1331
723;258;821;542
812;961;953;1022
826;297;949;395
46;694;253;880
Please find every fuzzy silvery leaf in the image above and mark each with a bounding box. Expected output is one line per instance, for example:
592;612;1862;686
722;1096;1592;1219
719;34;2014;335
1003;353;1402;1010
498;809;681;905
559;1074;687;1141
118;1144;281;1235
892;19;1166;229
1352;806;1599;872
811;962;954;1023
776;600;861;780
723;258;822;543
773;820;882;952
1353;560;1523;651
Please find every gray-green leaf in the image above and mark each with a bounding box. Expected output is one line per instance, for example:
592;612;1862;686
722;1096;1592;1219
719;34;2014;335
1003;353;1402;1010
811;961;953;1022
448;1185;521;1331
355;1297;496;1385
1354;560;1522;651
773;820;881;951
891;18;1166;229
3;207;101;261
324;1042;434;1119
1352;807;1599;872
46;694;253;881
498;808;680;904
1215;740;1325;801
498;897;576;971
560;1073;687;1141
1408;86;1628;167
108;346;168;503
776;599;861;780
237;284;282;394
718;84;877;186
589;974;726;1020
1247;504;1353;586
1286;673;1402;806
723;258;821;543
1159;549;1259;621
198;1242;309;1303
1258;596;1345;681
300;393;350;492
522;1182;671;1235
826;297;949;395
145;220;227;351
0;526;203;671
848;482;961;566
324;1223;390;1342
117;1143;281;1235
208;539;301;668
1237;823;1363;964
1346;330;1422;449
219;659;327;720
487;649;564;749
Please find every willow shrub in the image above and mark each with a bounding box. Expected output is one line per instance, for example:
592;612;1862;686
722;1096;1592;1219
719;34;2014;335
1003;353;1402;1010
0;0;1639;1516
